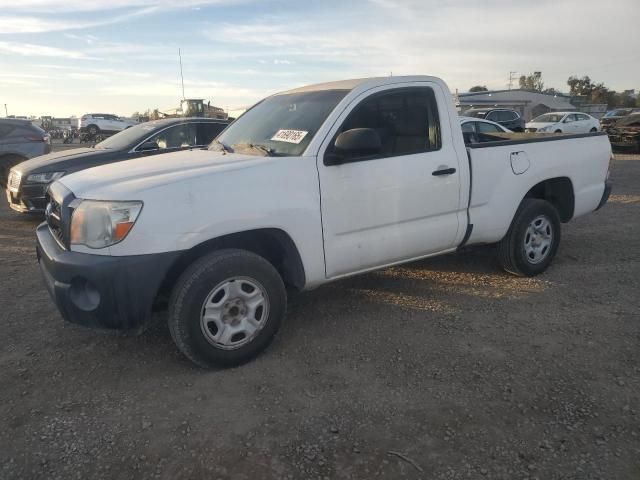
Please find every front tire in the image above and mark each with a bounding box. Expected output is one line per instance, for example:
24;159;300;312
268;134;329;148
87;125;99;136
590;127;597;132
497;199;561;276
168;249;286;368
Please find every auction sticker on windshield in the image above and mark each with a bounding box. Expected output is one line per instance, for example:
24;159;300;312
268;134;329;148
271;129;308;144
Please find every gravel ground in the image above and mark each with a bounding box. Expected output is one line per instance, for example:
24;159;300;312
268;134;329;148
1;153;639;480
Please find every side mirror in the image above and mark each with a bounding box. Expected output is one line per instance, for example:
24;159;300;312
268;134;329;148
326;128;381;165
138;140;159;152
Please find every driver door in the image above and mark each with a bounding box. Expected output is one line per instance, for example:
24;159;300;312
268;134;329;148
317;84;463;278
563;114;579;133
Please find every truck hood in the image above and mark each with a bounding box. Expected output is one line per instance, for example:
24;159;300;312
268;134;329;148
12;148;106;175
58;148;269;199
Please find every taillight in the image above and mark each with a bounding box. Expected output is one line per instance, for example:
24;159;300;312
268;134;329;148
24;134;46;142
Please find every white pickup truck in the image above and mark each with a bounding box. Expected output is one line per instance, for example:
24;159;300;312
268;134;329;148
37;76;612;367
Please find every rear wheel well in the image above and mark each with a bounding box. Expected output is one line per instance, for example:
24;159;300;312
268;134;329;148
154;229;305;310
524;177;574;222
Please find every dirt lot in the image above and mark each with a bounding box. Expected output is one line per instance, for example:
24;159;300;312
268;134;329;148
1;153;639;480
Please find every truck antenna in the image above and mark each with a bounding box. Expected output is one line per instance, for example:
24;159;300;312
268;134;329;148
179;48;186;100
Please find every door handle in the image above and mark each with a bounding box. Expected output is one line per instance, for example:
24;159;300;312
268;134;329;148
432;167;456;176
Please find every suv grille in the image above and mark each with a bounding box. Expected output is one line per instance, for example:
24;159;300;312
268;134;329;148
8;170;21;191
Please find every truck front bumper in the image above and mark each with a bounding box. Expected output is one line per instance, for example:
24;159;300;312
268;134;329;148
36;222;180;330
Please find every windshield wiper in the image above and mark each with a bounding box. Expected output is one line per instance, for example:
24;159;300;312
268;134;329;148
232;143;275;157
209;139;233;153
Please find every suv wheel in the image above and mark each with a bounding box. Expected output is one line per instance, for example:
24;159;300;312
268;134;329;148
87;125;99;136
168;249;286;368
497;199;561;276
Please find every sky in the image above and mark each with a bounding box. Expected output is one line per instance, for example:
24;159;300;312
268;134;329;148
1;0;639;117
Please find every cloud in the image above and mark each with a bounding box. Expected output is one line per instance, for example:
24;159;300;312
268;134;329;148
0;41;89;59
206;0;640;92
2;0;248;13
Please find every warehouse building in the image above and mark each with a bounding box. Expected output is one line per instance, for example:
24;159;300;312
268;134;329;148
456;89;576;121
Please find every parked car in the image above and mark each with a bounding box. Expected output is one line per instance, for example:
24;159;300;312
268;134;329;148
600;108;640;128
6;118;229;213
0;118;51;188
459;116;511;144
603;113;640;152
526;112;600;134
78;113;135;136
36;75;611;368
462;108;525;132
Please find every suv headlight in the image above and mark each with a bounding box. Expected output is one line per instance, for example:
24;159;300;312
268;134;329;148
26;171;64;184
70;200;143;249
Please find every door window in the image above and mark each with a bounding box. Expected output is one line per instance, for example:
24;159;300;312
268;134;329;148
477;121;502;133
197;122;227;146
327;87;441;163
145;124;198;150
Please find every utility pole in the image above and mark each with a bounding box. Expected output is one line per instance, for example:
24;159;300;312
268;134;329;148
508;71;517;90
3;104;7;117
178;48;185;100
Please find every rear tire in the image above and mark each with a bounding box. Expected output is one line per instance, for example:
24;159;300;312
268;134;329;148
0;154;26;188
497;199;561;277
554;129;562;133
168;249;286;368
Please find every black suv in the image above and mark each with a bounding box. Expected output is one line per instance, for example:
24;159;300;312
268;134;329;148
6;118;228;214
462;108;525;132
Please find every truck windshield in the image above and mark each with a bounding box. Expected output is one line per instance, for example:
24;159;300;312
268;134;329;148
531;113;564;123
210;89;349;157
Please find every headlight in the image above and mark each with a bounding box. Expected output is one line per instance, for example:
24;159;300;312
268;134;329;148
70;200;143;249
26;171;64;184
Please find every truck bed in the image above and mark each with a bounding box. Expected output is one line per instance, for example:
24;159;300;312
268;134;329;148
465;132;611;246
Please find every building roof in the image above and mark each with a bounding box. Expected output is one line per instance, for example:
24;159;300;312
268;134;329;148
458;89;575;110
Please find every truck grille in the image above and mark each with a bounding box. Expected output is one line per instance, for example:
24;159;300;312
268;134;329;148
8;170;21;191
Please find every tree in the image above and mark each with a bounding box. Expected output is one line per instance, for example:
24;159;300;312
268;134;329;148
519;72;544;92
567;75;593;97
620;90;637;108
469;85;488;92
